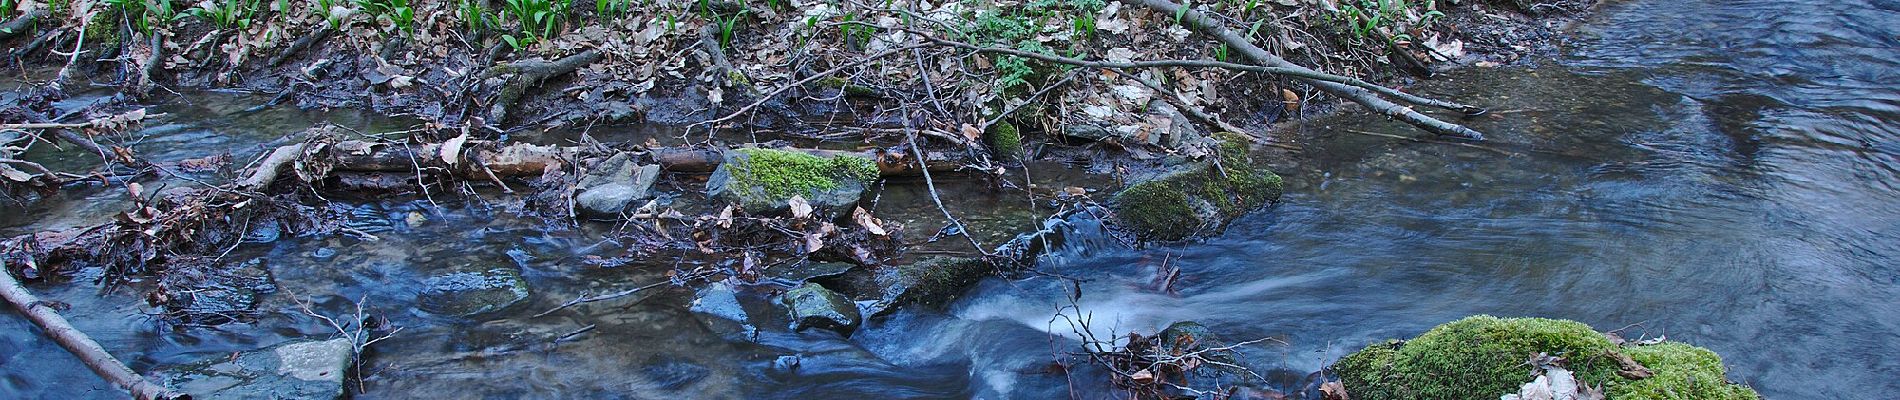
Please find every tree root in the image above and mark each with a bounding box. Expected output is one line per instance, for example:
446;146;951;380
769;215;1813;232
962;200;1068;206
483;49;603;124
1120;0;1487;140
267;27;333;67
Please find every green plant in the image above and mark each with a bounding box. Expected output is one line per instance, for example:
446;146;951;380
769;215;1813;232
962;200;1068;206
104;0;187;33
594;0;628;19
457;0;493;32
700;0;748;49
1334;0;1443;42
1;0;18;20
498;0;570;49
189;0;261;29
355;0;415;33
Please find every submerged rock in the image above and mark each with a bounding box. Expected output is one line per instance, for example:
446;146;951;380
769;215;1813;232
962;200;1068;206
574;153;662;217
706;148;880;214
781;282;861;336
155;258;277;324
162;338;356;400
417;267;531;317
817;257;993;316
1109;132;1283;241
1333;315;1760;400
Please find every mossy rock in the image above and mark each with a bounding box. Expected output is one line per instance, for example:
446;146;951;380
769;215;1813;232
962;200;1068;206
813;257;994;316
707;148;880;213
986;121;1025;160
1334;315;1760;400
782;282;861;336
1108;132;1283;241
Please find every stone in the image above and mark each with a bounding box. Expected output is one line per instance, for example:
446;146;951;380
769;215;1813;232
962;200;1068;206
816;257;993;316
575;153;661;217
417;267;530;317
162;338;355;400
706;148;878;214
1108;132;1283;241
1148;100;1210;150
156;258;276;324
781;282;861;336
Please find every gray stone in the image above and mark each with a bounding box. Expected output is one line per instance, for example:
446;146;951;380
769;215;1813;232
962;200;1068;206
157;259;276;324
688;281;747;323
575;153;662;217
705;149;876;214
815;257;992;316
417;267;531;317
162;338;355;400
782;282;861;336
1149;100;1210;151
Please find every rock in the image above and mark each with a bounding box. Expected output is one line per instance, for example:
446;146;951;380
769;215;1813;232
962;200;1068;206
156;258;276;324
688;280;748;323
574;153;661;217
1333;315;1761;400
162;338;355;400
706;148;879;214
781;282;861;336
1148;100;1210;150
816;257;993;316
417;267;530;317
764;261;856;283
1108;132;1283;241
986;121;1025;160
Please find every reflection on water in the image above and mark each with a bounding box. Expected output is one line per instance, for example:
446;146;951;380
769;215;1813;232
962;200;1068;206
4;0;1899;398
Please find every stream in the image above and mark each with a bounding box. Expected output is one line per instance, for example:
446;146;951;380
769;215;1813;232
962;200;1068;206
5;0;1898;398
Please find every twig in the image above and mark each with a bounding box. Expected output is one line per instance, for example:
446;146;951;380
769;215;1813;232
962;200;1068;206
686;44;927;140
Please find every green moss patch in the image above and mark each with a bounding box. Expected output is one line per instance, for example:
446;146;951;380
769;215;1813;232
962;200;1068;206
1335;315;1760;400
1108;133;1282;241
727;148;878;199
986;121;1024;160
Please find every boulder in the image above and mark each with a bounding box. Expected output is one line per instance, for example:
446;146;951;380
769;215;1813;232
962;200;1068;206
162;338;356;400
417;267;531;317
816;257;993;316
707;148;880;214
1333;315;1761;400
781;282;861;336
1108;132;1283;241
574;153;662;217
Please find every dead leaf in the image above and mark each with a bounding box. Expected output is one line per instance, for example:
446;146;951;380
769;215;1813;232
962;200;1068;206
852;207;887;236
804;231;825;253
717;205;736;229
1129;368;1155;384
1321;381;1351;400
439;133;469;167
1282;89;1302;113
788;195;813;219
960;124;983;143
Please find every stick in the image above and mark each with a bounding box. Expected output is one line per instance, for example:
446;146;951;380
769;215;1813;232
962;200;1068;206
1120;0;1487;140
0;9;49;42
687;44;926;138
0;271;188;400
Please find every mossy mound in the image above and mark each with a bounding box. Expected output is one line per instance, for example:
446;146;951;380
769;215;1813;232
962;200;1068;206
986;121;1024;160
1335;315;1760;400
709;148;880;213
1108;132;1283;241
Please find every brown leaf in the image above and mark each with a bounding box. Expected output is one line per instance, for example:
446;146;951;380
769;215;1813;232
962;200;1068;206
852;207;887;236
717;205;736;229
804;231;825;253
1281;89;1302;113
1321;381;1351;400
1129;368;1155;384
960;123;983;143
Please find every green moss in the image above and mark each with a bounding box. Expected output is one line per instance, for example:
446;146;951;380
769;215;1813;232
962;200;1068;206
1615;343;1760;400
1109;132;1282;241
1110;179;1199;240
1335;316;1761;400
890;257;993;308
986;121;1024;160
728;148;878;200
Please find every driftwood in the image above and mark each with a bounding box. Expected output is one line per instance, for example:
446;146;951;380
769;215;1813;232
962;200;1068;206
0;271;187;400
268;27;333;67
1121;0;1487;140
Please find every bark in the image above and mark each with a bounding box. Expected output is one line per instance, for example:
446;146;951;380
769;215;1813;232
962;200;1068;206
135;32;164;99
236;142;306;191
1121;0;1487;140
267;27;333;67
0;271;187;400
484;50;603;124
0;9;48;42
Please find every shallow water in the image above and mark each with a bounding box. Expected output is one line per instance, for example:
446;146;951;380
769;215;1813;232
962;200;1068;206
4;0;1899;398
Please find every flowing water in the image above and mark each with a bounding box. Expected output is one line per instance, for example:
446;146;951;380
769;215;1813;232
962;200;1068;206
5;0;1899;398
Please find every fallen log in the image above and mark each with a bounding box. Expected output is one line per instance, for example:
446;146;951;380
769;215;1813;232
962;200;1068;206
0;270;187;400
1120;0;1487;140
0;9;49;42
